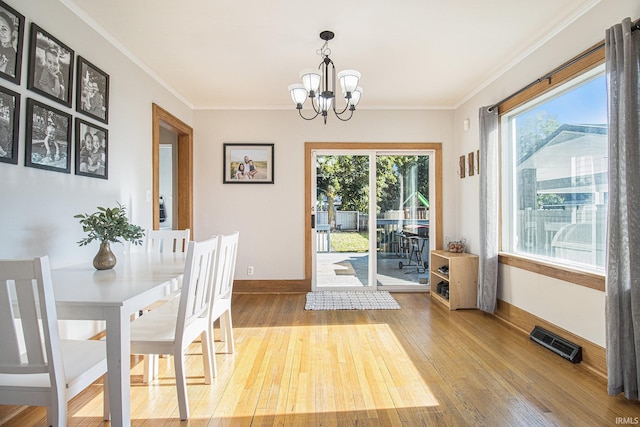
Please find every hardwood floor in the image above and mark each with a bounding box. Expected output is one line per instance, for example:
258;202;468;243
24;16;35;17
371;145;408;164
2;292;639;426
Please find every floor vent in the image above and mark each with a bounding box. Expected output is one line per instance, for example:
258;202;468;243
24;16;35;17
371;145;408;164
529;326;582;363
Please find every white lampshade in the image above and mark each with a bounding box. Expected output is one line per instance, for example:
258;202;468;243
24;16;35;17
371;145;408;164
338;69;360;95
317;95;332;112
300;68;321;93
288;84;308;106
349;86;363;107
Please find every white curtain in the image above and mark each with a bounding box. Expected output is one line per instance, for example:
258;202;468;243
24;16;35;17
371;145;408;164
605;17;640;400
477;106;499;313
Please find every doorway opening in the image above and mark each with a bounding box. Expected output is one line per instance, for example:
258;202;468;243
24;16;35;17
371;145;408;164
152;104;193;232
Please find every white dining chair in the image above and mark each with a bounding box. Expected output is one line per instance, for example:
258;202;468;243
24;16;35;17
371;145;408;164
0;257;109;426
146;229;191;293
209;231;239;377
130;236;218;421
144;232;240;380
146;229;191;255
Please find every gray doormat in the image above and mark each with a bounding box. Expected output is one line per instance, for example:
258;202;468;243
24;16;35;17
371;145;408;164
305;291;400;310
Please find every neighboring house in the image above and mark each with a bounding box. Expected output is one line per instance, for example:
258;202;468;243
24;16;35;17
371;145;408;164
517;124;607;266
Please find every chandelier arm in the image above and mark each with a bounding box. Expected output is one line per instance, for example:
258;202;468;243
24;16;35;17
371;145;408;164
298;108;320;121
332;102;351;116
333;108;355;122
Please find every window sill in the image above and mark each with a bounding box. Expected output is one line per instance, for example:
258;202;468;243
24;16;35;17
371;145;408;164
498;253;605;292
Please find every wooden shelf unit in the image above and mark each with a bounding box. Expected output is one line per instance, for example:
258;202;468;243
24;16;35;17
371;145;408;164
430;250;479;310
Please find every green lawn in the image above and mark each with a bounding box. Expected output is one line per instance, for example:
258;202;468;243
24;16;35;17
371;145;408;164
331;231;369;252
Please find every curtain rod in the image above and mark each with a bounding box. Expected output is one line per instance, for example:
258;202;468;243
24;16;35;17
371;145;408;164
487;17;639;113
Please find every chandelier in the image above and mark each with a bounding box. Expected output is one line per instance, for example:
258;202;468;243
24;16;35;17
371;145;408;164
288;31;362;124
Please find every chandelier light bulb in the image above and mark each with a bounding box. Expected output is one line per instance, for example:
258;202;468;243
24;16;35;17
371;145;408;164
338;69;360;95
318;95;333;112
300;69;321;95
288;83;308;107
350;86;363;107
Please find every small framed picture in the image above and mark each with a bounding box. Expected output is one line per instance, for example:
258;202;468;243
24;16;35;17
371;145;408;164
0;84;20;164
0;1;25;85
459;155;465;178
27;23;74;107
76;56;109;124
223;143;274;184
25;98;72;173
75;118;108;179
468;151;475;176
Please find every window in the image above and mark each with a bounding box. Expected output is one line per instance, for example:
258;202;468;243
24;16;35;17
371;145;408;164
500;65;607;274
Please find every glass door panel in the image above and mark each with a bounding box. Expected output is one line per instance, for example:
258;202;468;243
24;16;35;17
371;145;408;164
375;155;430;289
314;153;371;290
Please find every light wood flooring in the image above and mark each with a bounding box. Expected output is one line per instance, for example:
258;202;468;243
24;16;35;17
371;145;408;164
2;292;640;426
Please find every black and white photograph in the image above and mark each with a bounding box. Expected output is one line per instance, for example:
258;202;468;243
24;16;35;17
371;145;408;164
25;98;71;173
27;23;74;107
0;84;19;164
0;1;24;85
76;56;109;124
75;118;108;179
223;143;274;184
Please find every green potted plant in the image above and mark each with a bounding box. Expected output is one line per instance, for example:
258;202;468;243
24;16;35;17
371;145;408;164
75;203;145;270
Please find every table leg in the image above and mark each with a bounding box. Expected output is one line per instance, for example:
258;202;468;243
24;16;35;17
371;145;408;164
105;307;131;427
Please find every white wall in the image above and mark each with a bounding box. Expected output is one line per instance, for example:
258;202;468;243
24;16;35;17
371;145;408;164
193;109;455;280
0;0;192;338
0;0;192;267
454;0;640;347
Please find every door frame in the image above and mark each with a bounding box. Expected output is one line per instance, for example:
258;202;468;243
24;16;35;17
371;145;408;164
152;103;194;231
304;142;443;288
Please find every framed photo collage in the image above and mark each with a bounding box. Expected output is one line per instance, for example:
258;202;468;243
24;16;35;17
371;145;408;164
0;0;110;179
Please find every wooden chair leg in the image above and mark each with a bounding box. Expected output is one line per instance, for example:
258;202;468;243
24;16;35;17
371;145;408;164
103;374;110;421
220;311;234;354
142;354;158;384
201;330;214;382
174;352;190;420
47;399;66;427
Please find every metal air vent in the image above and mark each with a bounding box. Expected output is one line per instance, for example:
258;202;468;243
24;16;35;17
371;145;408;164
529;326;582;363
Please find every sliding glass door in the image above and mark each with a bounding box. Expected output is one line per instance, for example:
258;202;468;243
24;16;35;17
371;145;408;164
312;150;432;291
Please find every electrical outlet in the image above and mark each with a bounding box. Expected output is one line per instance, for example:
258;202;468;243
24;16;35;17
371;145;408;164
247;266;254;275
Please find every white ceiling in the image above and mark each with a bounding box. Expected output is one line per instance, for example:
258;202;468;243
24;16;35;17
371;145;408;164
62;0;597;110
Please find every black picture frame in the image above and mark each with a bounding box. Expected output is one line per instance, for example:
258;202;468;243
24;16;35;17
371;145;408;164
25;98;72;173
27;23;74;107
0;1;25;85
76;56;109;124
75;118;108;179
0;84;19;164
223;143;274;184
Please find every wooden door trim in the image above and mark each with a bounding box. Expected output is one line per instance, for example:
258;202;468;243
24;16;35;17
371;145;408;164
152;103;194;232
304;142;443;286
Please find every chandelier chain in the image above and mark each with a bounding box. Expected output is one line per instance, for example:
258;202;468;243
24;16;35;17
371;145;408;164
316;41;331;58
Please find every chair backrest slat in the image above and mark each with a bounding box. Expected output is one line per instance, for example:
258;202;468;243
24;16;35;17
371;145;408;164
213;232;240;302
146;229;191;254
0;279;22;365
175;237;218;339
15;278;46;366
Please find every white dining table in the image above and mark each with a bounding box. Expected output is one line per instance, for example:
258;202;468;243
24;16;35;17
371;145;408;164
51;252;186;427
